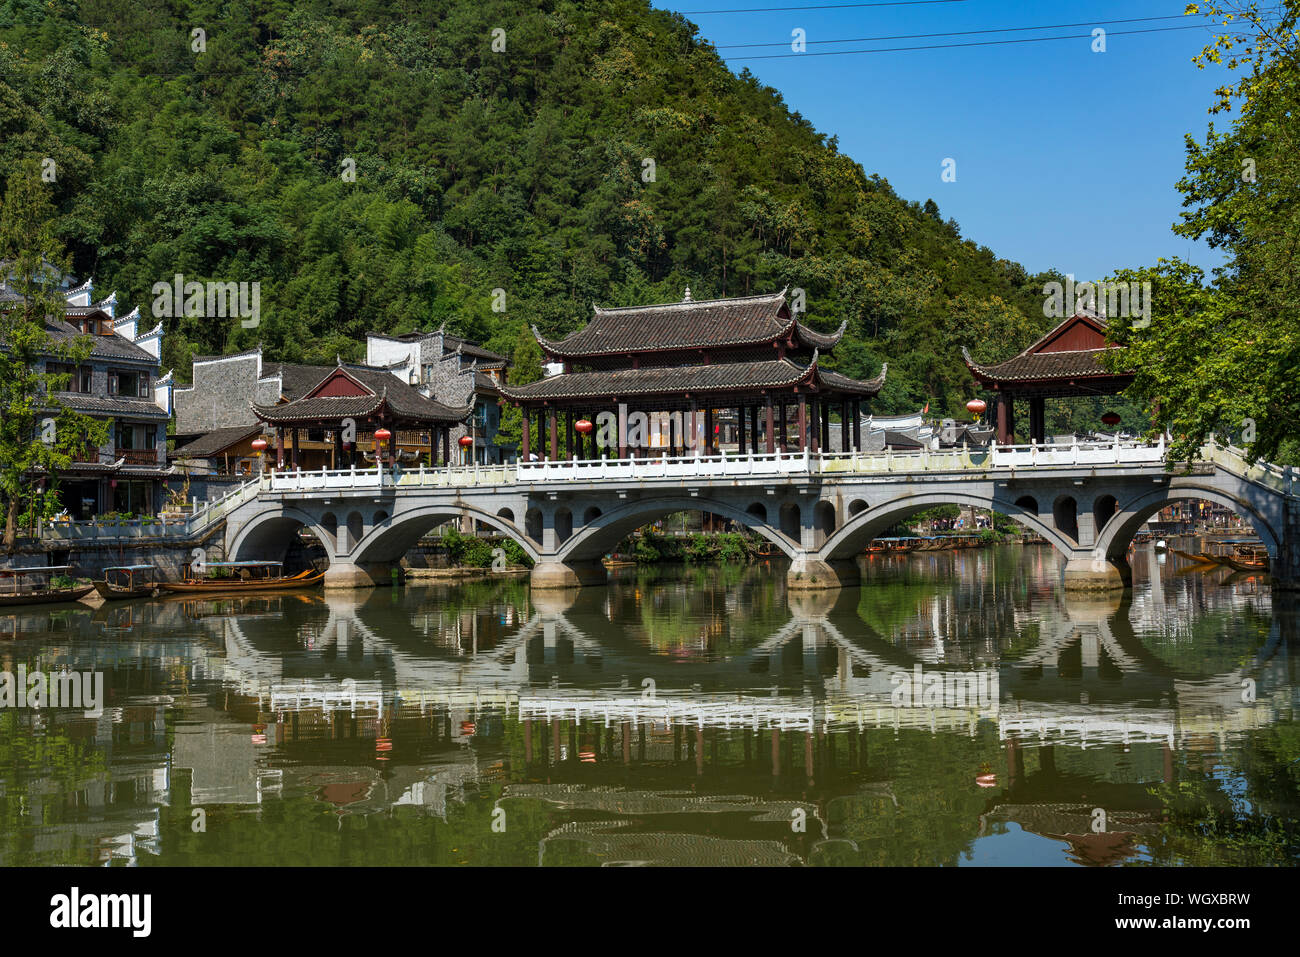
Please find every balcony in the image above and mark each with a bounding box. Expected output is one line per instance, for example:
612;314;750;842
114;448;164;467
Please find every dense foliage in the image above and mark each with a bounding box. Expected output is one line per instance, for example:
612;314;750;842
1104;2;1300;465
0;0;1065;421
0;162;109;547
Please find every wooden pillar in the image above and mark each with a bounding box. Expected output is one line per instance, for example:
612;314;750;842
704;406;714;454
822;400;831;451
290;428;299;469
548;410;558;461
565;412;574;461
796;395;806;452
853;398;862;451
809;398;820;453
779;402;788;452
442;427;449;465
750;406;759;454
388;426;397;466
841;400;850;452
1030;396;1045;444
521;410;530;461
275;428;284;468
765;395;775;454
737;405;745;453
690;402;698;456
997;394;1014;445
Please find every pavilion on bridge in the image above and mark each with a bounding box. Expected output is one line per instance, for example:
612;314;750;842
250;360;469;471
500;288;887;459
962;310;1135;445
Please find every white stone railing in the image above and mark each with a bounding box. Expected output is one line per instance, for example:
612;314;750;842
1200;438;1296;497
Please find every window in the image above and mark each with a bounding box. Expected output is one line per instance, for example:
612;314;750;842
145;428;157;450
108;370;141;397
79;366;92;393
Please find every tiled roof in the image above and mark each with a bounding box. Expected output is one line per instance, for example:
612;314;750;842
53;392;170;420
44;316;157;363
962;345;1129;383
253;363;469;424
444;334;509;365
172;424;263;459
534;289;797;358
794;320;847;350
499;353;884;403
268;362;334;400
818;364;888;397
963;313;1134;385
501;357;814;402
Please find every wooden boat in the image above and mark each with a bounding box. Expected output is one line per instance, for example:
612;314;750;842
93;564;158;600
1220;554;1270;573
159;561;324;594
0;565;94;606
1172;548;1217;565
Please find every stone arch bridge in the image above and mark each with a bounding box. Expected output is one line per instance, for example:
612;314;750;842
189;439;1298;593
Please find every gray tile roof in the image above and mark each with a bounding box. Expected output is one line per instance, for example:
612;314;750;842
44;316;157;363
534;289;800;358
172;424;263;458
253;363;468;424
53;392;170;420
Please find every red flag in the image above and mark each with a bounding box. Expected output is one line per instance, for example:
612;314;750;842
922;402;929;414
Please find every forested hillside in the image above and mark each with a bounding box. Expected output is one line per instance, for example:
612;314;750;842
0;0;1063;414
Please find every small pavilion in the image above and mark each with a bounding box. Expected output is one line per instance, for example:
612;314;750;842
962;311;1135;445
500;288;887;459
251;361;469;469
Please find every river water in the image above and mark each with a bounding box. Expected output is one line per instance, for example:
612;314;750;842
0;541;1294;866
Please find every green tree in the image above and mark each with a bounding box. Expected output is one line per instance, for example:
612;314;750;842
0;161;109;548
495;329;545;456
1105;3;1300;465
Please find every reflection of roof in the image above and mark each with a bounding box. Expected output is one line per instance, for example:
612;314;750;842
532;289;846;359
963;313;1133;387
172;424;262;459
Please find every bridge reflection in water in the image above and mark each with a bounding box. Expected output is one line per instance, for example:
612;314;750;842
0;545;1294;866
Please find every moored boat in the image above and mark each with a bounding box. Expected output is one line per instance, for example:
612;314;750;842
93;564;158;600
0;565;94;606
158;561;324;594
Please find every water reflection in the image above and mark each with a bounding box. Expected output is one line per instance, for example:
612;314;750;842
0;543;1295;866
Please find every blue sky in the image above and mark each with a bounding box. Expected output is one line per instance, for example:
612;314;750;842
653;0;1237;281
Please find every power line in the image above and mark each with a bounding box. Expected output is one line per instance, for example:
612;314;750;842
681;0;965;13
729;23;1228;60
716;14;1204;48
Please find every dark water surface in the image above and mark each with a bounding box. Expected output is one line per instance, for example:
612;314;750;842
0;541;1295;866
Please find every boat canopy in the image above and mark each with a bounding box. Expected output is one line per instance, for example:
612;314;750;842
198;561;284;568
0;565;76;576
104;565;156;572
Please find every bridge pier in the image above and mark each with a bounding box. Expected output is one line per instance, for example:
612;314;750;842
787;557;860;591
1063;556;1131;593
530;559;607;590
324;560;404;590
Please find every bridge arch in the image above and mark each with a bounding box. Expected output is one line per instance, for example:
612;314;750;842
228;505;339;564
1094;485;1281;561
817;490;1077;562
350;503;541;565
556;496;801;563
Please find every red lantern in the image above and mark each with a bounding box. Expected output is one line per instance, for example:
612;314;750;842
373;427;392;443
458;435;474;448
1101;412;1122;427
575;419;594;435
251;437;268;453
965;398;987;417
